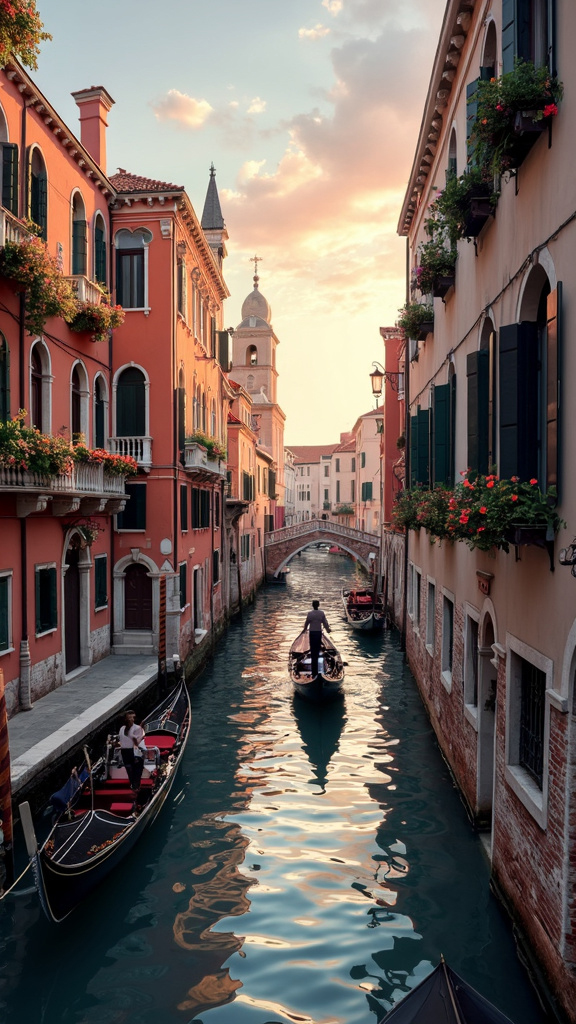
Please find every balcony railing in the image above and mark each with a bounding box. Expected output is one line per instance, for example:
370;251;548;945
183;442;226;480
0;208;34;247
0;463;128;516
64;275;104;305
109;436;152;471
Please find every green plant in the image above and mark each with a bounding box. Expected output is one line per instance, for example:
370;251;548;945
415;238;457;295
469;59;563;175
397;302;434;339
427;168;497;245
0;236;77;334
396;435;405;450
0;411;74;476
186;432;227;461
69;301;125;342
0;0;51;69
334;503;354;516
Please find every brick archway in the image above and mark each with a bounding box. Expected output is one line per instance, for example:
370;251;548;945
265;520;379;576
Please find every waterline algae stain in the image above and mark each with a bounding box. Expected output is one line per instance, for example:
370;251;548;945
0;550;547;1023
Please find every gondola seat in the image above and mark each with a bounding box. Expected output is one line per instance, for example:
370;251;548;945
110;802;134;814
145;735;176;751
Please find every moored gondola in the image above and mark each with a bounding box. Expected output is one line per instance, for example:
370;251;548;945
376;958;516;1024
341;586;385;631
19;679;190;923
288;631;345;703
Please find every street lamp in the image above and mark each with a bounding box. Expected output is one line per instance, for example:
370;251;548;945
370;360;401;396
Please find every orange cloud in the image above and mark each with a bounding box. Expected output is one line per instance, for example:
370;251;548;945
151;89;213;129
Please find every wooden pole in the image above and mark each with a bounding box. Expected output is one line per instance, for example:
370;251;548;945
0;667;14;886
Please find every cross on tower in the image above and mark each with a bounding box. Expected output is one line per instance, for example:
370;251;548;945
250;254;263;273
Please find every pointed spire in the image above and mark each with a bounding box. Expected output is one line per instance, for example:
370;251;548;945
201;163;225;230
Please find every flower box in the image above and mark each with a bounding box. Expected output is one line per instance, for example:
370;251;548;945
433;275;455;299
463;197;493;238
417;320;434;341
513;110;548;135
504;524;550;547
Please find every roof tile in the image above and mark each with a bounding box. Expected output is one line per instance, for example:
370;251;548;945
109;168;184;193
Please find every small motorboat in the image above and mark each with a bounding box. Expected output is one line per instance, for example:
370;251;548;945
288;631;345;702
376;958;516;1023
341;587;385;631
19;679;190;923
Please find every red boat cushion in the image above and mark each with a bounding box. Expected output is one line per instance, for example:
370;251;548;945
110;802;134;813
95;788;134;798
145;735;176;750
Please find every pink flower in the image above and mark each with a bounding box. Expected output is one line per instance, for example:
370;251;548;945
543;103;558;118
511;494;518;502
479;506;487;514
486;480;494;488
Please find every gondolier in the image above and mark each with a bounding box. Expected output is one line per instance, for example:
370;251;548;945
303;600;331;679
118;711;146;791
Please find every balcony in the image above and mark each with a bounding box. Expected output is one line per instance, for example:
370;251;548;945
108;436;152;472
183;442;226;482
0;208;34;248
64;274;104;305
0;463;128;517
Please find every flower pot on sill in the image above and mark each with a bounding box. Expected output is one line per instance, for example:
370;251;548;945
504;524;549;547
513;110;547;135
417;320;434;341
432;275;455;299
463;197;493;237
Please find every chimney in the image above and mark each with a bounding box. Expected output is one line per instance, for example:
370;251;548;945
71;86;115;173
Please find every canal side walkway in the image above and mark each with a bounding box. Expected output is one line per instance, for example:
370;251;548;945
8;655;157;798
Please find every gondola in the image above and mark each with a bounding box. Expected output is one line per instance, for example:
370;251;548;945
341;586;385;631
288;631;345;702
376;959;516;1024
19;679;190;923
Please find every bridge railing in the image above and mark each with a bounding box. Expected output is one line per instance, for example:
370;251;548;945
265;519;379;547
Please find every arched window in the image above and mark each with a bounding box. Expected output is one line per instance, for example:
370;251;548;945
94;374;108;448
246;345;258;366
481;20;497;78
71;192;87;276
94;212;107;286
27;146;47;240
192;382;199;430
447;128;457;178
115;229;152;310
70;362;89;441
30;341;51;432
71;367;81;438
201;390;207;432
116;366;146;437
0;333;9;421
211;398;216;437
0;106;18;216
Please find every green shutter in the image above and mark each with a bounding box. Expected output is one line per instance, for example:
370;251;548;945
179;563;187;607
217;331;231;371
0;335;9;422
95;556;108;609
466;79;480;164
410;413;419;488
180;483;188;531
48;567;57;630
546;283;561;493
95;225;107;285
502;0;516;73
499;323;539;480
417;408;430;487
2;143;19;215
0;576;9;651
72;220;88;276
117;368;145;436
118;483;146;530
467;351;489;475
433;384;451;485
177;387;185;456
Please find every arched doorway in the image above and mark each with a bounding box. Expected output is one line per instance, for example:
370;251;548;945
64;544;81;672
477;611;497;828
124;563;152;630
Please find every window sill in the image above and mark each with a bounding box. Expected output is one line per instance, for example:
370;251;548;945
180;603;190;614
441;669;452;694
0;646;15;657
505;764;546;829
464;702;479;730
123;307;151;316
115;529;146;533
94;604;108;613
212;581;221;589
36;627;57;639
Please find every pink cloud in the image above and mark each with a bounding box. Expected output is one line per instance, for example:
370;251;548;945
151;89;213;129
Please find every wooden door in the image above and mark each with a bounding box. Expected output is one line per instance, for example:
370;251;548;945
65;547;81;672
124;563;152;630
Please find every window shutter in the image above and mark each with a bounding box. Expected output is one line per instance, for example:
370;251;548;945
502;0;516;74
217;330;231;371
117;368;145;437
179;563;187;608
0;577;9;650
95;226;107;285
546;283;561;493
499;322;539;480
2;144;19;215
72;220;88;276
466;79;480;163
433;384;451;485
410;413;419;487
269;470;276;499
49;567;57;629
95;556;108;608
180;483;188;531
0;336;10;422
177;387;185;456
467;351;489;474
417;408;430;487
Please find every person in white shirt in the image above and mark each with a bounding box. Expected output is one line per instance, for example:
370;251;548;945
118;711;146;790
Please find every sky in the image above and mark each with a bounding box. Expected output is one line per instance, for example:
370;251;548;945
32;0;446;444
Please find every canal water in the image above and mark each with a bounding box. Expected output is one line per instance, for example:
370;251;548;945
0;549;548;1024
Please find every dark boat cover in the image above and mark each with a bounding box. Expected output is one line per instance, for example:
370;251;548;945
379;961;516;1024
50;767;90;814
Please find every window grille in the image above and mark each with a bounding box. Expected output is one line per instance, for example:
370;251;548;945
519;660;545;787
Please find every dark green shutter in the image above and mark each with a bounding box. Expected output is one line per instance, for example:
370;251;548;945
95;556;108;608
117;482;146;530
546;283;561;493
466;79;480;164
36;567;58;632
0;576;9;650
433;384;451;484
213;549;220;584
211;318;217;357
180;483;188;531
502;0;516;73
467;351;489;475
2;143;19;215
499;322;539;480
0;335;9;422
72;219;88;275
117;368;145;436
192;488;200;528
269;470;276;499
217;330;231;371
95;225;107;285
410;413;419;487
177;387;185;456
417;408;430;487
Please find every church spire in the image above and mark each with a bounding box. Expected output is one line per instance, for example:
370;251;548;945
201;163;225;231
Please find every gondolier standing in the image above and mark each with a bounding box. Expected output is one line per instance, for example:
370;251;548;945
118;711;145;791
303;600;331;678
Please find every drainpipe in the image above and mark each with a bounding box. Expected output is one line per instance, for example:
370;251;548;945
401;236;410;656
18;99;31;709
171;230;179;661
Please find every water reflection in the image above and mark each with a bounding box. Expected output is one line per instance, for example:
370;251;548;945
291;697;347;793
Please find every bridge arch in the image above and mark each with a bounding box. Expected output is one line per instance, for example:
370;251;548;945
265;521;379;578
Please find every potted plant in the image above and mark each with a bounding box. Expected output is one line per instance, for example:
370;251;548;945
0;236;77;334
416;239;457;298
397;302;434;341
427;168;497;244
72;443;138;476
469;59;563;175
186;432;227;461
0;411;74;476
69;301;125;342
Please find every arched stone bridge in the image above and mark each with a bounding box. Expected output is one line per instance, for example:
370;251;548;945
265;519;380;577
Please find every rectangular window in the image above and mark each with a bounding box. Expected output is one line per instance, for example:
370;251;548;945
414;570;421;633
324;488;329;501
213;549;220;584
0;572;12;652
519;660;546;788
407;563;414;619
95;225;107;285
72;219;88;276
324;465;329;477
464;614;479;706
35;565;57;635
336;480;340;502
350;479;355;502
426;581;436;651
192;488;211;528
214;491;220;528
240;534;251;561
117;483;146;531
177;261;188;319
335;458;340;472
94;555;108;610
361;481;373;501
351;457;356;472
441;594;454;687
180;483;188;532
361;452;366;468
179;562;187;609
116;249;145;308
